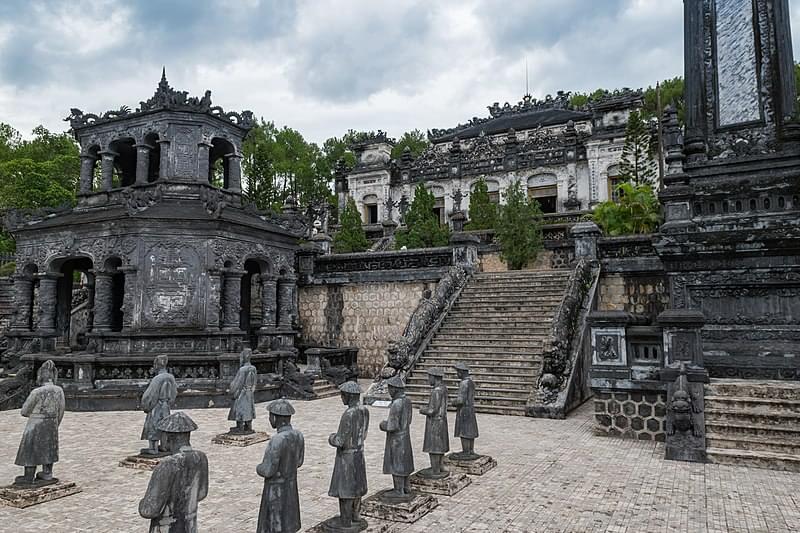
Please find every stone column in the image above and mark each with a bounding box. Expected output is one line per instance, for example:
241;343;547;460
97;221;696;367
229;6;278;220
35;272;62;333
198;141;212;183
259;274;278;330
135;144;153;185
10;274;35;331
206;268;222;330
119;266;137;330
682;0;706;160
99;150;118;192
221;268;245;330
277;274;296;328
79;154;97;195
157;139;170;180
225;153;242;193
571;221;602;262
92;270;114;332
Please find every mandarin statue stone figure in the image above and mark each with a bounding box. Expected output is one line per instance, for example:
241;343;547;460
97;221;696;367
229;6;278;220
379;375;414;500
228;348;257;434
13;360;64;486
138;412;209;533
419;368;449;478
451;362;479;459
325;381;370;532
140;355;178;455
257;399;305;533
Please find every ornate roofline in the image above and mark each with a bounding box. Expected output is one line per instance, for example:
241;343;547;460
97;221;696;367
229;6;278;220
64;69;255;131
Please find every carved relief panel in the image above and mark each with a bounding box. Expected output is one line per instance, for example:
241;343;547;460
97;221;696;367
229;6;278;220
142;242;204;328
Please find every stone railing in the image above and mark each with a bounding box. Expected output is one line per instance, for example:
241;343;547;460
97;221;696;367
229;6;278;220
528;256;600;418
304;346;359;386
364;263;471;404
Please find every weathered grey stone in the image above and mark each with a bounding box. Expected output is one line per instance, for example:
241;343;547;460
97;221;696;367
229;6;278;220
361;490;438;524
227;348;257;434
0;481;81;508
443;453;497;476
212;431;269;447
408;470;471;496
418;369;449;478
139;355;177;456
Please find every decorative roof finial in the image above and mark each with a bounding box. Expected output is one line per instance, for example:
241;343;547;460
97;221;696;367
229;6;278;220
160;66;167;84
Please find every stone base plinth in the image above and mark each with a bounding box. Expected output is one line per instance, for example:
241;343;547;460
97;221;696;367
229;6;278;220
361;489;438;523
119;452;170;471
444;453;497;475
306;515;398;533
409;470;471;496
0;481;81;508
211;431;269;447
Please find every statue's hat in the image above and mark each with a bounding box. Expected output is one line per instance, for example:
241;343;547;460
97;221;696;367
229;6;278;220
386;375;405;388
157;412;198;433
339;381;363;394
268;399;295;416
453;362;470;372
426;367;445;377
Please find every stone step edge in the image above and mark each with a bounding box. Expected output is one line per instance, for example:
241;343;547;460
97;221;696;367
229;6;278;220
706;447;800;463
705;432;800;448
705;395;800;406
705;407;800;420
705;421;800;434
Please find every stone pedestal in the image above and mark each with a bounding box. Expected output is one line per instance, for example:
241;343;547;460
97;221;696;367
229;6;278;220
361;490;438;523
306;517;397;533
409;470;471;496
0;480;81;508
211;431;269;447
119;452;171;471
444;453;497;475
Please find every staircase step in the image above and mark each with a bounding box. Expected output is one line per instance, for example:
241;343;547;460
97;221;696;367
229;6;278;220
705;395;800;414
426;344;542;354
406;370;537;381
706;379;800;401
432;334;546;342
705;421;800;439
706;447;800;472
705;407;800;426
429;341;543;349
408;393;527;408
706;433;800;455
437;327;551;336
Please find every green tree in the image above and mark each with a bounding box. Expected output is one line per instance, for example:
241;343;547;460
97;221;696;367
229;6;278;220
391;129;429;159
643;77;685;123
333;197;370;253
592;182;661;236
495;180;543;270
618;110;656;186
465;178;496;230
395;183;450;249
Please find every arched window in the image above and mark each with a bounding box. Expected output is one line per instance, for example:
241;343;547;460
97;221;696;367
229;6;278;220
427;186;445;225
472;179;500;204
362;194;379;224
606;164;624;203
109;137;137;188
209;137;235;188
527;174;558;213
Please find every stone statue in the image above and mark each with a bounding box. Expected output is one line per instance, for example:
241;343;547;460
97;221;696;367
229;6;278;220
257;399;304;533
451;362;479;459
419;367;449;478
13;360;64;486
378;375;414;500
228;348;256;434
140;355;178;455
327;381;370;531
139;412;209;533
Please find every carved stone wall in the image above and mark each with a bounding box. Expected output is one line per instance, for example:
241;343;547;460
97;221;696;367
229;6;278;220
298;281;428;377
597;274;670;322
593;390;666;441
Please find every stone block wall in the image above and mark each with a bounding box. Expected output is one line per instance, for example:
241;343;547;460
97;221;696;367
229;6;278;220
0;277;14;334
479;249;554;272
597;274;669;322
298;281;429;378
593;390;666;441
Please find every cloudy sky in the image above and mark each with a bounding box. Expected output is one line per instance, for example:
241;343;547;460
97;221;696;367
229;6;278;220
1;0;799;145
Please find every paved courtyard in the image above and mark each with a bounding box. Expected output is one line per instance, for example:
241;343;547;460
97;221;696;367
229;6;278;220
1;387;799;533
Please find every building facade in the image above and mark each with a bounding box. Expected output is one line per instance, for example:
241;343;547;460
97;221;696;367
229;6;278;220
339;90;646;231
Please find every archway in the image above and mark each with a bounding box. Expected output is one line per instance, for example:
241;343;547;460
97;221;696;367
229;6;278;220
144;132;161;182
241;258;269;348
209;137;235;188
52;257;94;348
109;137;137;187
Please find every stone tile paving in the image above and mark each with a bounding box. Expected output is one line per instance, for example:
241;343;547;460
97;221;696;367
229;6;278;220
0;389;799;532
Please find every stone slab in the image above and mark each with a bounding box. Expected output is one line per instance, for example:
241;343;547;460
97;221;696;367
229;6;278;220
361;489;439;523
0;481;81;508
306;515;398;533
211;431;269;447
444;453;497;476
409;470;471;496
118;453;170;471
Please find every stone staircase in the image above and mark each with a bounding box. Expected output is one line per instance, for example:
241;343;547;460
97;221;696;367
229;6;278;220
311;378;340;399
705;379;800;471
405;269;572;416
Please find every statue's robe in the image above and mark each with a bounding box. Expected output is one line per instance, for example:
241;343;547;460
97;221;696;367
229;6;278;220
15;382;64;467
328;405;369;499
382;396;414;476
227;363;257;422
256;425;305;533
139;446;209;533
422;383;449;454
141;371;178;441
453;377;479;439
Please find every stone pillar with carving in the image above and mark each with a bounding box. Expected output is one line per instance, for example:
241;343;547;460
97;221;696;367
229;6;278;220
92;270;115;332
10;274;35;331
571;221;601;263
35;273;62;333
206;268;222;331
99;150;117;191
225;153;242;193
197;141;212;183
277;274;296;328
259;274;278;330
119;266;137;330
158;139;170;180
135;144;153;185
221;268;245;330
79;153;97;195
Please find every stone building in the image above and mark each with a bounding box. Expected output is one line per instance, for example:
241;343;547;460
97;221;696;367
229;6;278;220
338;90;646;233
3;72;305;409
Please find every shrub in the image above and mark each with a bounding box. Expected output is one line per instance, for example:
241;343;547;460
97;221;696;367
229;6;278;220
332;197;370;253
465;178;496;230
496;180;543;270
395;183;450;249
593;182;661;236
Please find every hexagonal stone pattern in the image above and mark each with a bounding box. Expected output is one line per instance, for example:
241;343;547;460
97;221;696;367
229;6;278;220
594;390;667;441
